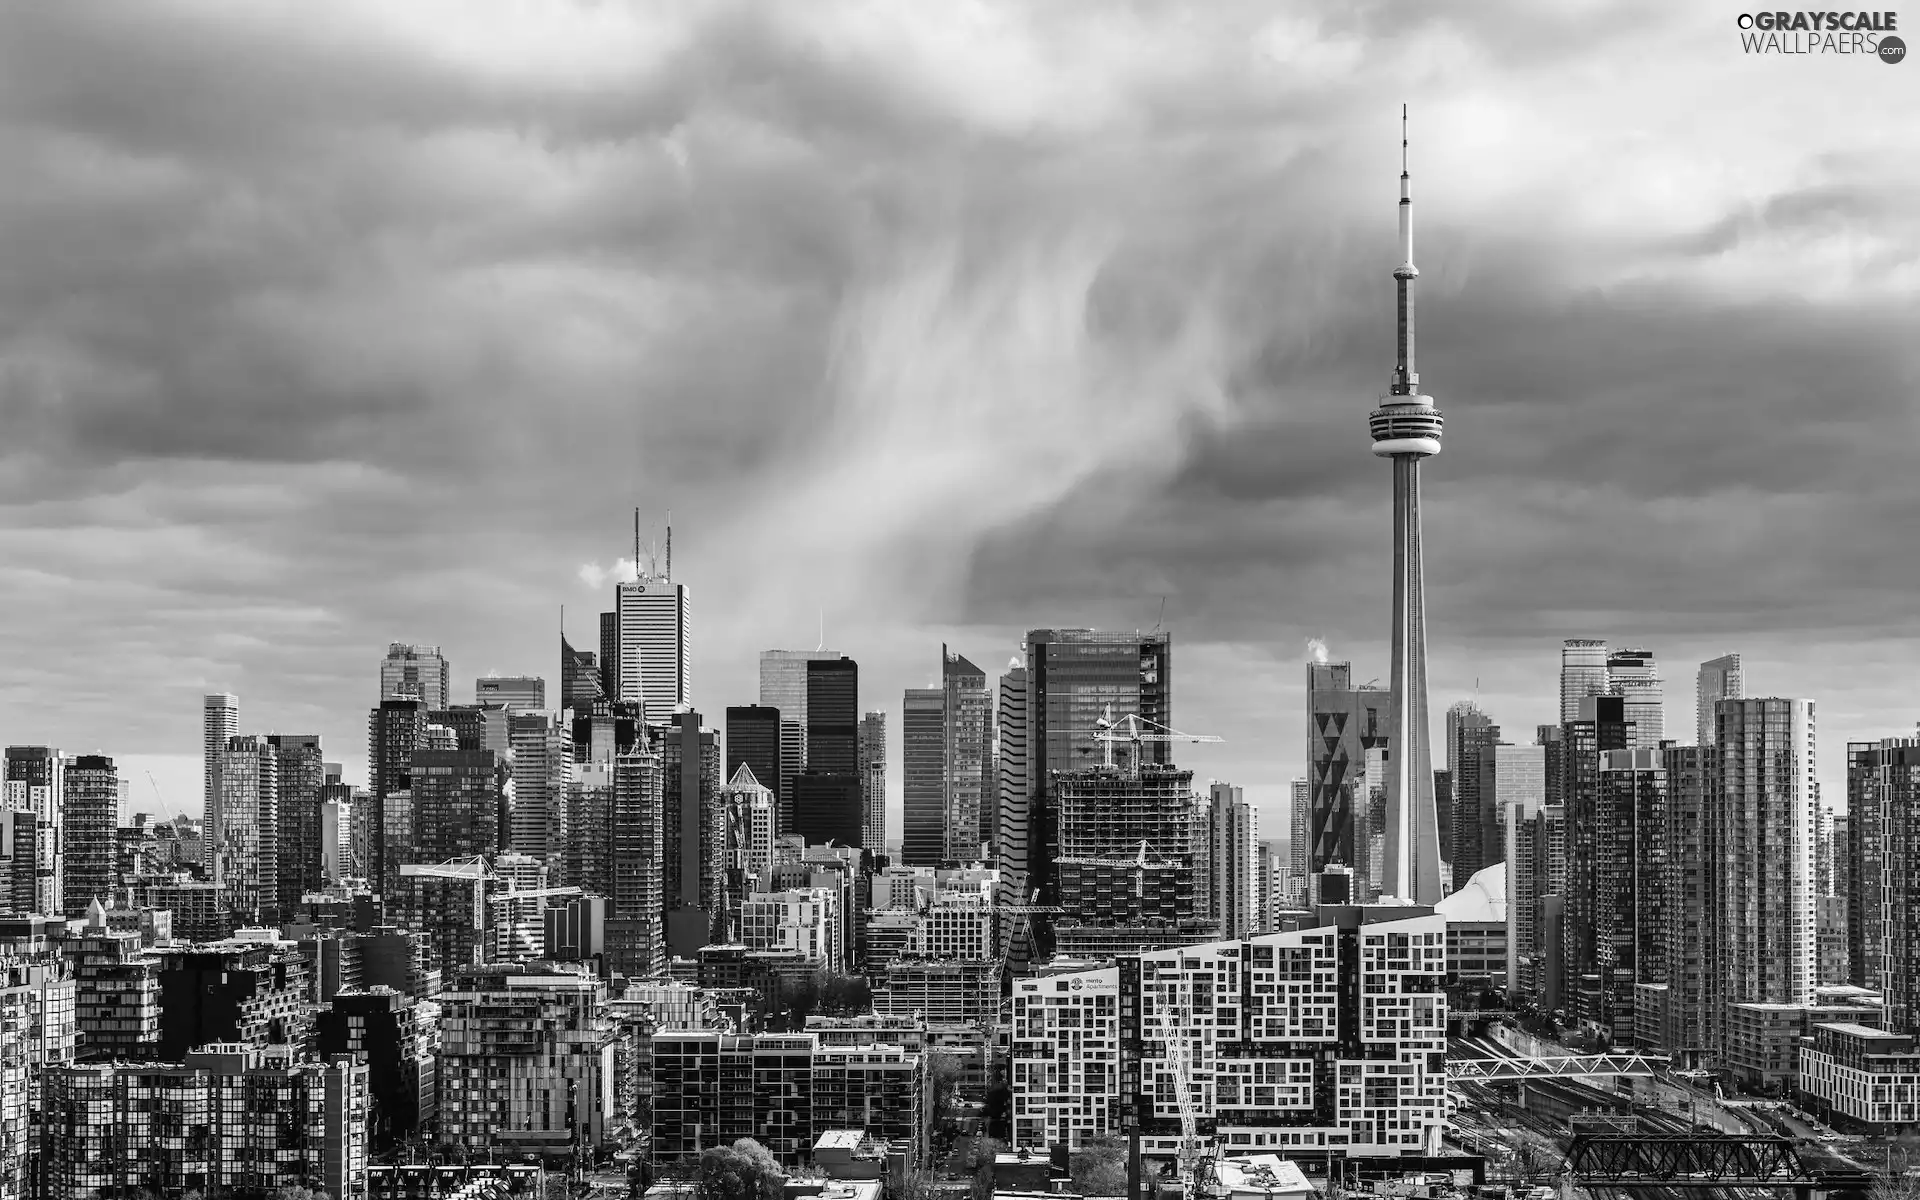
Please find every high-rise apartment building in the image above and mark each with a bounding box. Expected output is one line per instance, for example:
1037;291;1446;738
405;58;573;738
317;988;435;1152
1874;739;1920;1030
3;746;64;914
615;576;690;724
1307;662;1386;879
1445;702;1500;884
994;662;1031;956
210;736;281;922
942;648;992;863
268;734;325;918
1206;782;1258;938
1715;698;1818;1011
60;755;118;917
858;711;887;853
475;675;545;712
1561;694;1632;1000
609;749;665;980
507;710;572;864
759;650;845;826
1289;778;1310;894
203;693;238;862
661;710;723;957
1696;654;1743;748
436;964;616;1153
1010;913;1448;1156
408;748;504;865
1608;648;1665;749
1582;748;1669;1040
379;643;450;709
1659;744;1717;1065
367;699;428;886
1846;742;1887;992
902;688;945;866
1560;639;1610;723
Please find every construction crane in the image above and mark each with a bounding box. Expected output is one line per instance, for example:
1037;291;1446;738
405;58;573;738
1092;707;1223;777
1141;969;1222;1200
398;856;583;962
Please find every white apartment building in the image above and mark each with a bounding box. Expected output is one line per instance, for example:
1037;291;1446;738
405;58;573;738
740;888;842;971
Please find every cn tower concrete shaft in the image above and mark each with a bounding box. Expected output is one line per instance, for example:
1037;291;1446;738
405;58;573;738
1370;107;1447;904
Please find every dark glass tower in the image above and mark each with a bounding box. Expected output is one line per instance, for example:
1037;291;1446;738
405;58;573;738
725;705;783;813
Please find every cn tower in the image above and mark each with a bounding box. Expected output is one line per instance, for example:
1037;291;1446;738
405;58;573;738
1372;107;1447;904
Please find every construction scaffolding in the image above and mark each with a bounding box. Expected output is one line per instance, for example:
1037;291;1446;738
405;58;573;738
1053;765;1198;928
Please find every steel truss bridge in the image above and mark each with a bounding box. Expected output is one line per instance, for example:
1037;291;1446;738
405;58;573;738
1446;1052;1670;1083
1566;1135;1874;1197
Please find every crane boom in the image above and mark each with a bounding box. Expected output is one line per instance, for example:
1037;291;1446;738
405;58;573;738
1091;706;1224;775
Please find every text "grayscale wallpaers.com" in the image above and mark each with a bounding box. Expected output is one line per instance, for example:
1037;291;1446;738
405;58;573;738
1736;10;1907;59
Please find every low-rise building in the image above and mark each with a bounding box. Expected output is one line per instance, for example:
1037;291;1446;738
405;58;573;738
1726;1000;1884;1093
1798;1023;1920;1132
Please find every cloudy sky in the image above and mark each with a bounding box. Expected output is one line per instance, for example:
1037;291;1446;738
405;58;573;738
1;1;1915;837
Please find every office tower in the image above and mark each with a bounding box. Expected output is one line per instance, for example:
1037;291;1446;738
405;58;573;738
858;710;887;853
598;610;620;700
1019;629;1173;921
994;661;1031;949
436;964;616;1153
317;988;434;1152
203;693;238;848
1608;648;1665;749
1715;698;1818;1009
475;674;545;711
1206;782;1258;938
1697;653;1743;747
759;649;844;822
608;749;665;979
902;688;945;866
409;748;504;864
1875;738;1920;1030
1367;127;1446;905
508;710;572;863
616;571;691;725
791;775;863;849
561;631;605;712
941;647;992;863
42;1049;368;1200
3;746;64;914
1659;744;1717;1065
1846;743;1886;991
1011;913;1447;1156
1494;744;1547;819
662;710;722;957
718;764;775;939
1306;662;1386;878
725;704;783;815
1445;702;1500;884
430;703;508;758
367;699;428;886
60;755;118;916
1561;639;1610;722
265;734;324;916
379;642;450;709
806;658;859;774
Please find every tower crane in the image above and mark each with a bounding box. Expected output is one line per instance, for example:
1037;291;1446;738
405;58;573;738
398;856;583;963
1092;707;1223;777
1139;968;1222;1200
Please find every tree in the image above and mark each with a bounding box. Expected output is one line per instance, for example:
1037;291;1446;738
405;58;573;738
929;1053;967;1134
981;1063;1011;1141
698;1137;786;1200
972;1138;1009;1200
1069;1136;1129;1197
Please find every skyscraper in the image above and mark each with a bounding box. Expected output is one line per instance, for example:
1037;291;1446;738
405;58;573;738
1660;744;1718;1065
1560;640;1611;723
379;644;450;710
662;710;722;956
475;675;545;712
759;649;844;824
267;733;325;917
203;694;238;860
1306;661;1386;880
1018;628;1173;920
212;735;280;922
508;711;573;864
1846;742;1887;992
1872;738;1920;1030
901;688;945;866
1206;782;1258;939
598;612;620;701
1716;698;1818;1010
560;632;605;713
616;575;691;725
1696;654;1743;747
942;647;992;863
62;754;118;916
805;658;859;775
368;699;429;886
994;662;1030;916
858;711;887;854
1444;701;1500;885
1368;119;1445;904
1288;777;1309;895
1608;648;1665;749
725;705;783;818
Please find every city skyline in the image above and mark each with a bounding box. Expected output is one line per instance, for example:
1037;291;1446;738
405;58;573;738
2;3;1917;837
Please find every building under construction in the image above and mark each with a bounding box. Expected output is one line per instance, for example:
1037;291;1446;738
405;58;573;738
1050;763;1208;952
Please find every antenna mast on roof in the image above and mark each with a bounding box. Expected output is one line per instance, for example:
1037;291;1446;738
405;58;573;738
666;510;672;581
633;508;641;581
